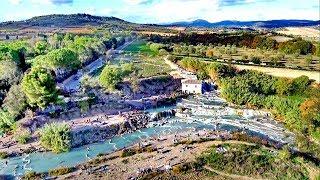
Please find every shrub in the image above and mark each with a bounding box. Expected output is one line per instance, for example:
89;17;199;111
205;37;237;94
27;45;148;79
48;167;74;176
275;78;294;96
22;171;42;180
292;75;310;94
251;56;261;64
39;123;71;153
200;144;308;179
15;131;31;144
149;43;165;53
299;98;320;125
0;151;8;159
120;148;136;157
0;60;22;88
180;58;206;72
99;65;124;90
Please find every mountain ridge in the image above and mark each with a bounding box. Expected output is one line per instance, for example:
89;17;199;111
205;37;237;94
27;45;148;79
0;14;319;29
168;19;320;28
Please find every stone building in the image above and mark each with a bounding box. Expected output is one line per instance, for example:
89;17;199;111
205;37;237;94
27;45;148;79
181;79;204;94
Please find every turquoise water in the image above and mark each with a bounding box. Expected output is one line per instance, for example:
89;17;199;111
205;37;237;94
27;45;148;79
0;118;217;177
0;103;290;177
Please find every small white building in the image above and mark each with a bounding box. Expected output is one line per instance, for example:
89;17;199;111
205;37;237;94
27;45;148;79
181;79;203;94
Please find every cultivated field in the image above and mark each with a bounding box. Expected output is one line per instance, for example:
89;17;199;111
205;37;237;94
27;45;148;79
277;27;320;40
234;64;320;82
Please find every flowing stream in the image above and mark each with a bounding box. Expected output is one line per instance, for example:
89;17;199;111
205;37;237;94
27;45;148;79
0;94;294;177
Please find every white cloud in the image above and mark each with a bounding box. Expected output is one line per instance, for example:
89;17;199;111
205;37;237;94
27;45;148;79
28;0;73;5
131;0;221;23
123;0;150;5
118;0;319;23
29;0;53;5
8;0;21;5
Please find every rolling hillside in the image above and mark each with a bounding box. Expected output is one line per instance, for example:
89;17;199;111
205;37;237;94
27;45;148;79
0;14;132;29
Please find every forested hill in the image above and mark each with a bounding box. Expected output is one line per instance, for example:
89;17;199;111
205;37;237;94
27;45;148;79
0;14;132;29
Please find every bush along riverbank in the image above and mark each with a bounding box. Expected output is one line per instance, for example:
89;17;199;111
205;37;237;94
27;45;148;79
178;58;320;159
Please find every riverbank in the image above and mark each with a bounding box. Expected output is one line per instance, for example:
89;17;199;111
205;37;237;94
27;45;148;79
0;108;175;158
40;129;317;180
28;130;238;179
1;90;298;177
38;128;293;180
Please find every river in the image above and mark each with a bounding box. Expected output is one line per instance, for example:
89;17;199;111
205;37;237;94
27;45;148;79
0;93;295;177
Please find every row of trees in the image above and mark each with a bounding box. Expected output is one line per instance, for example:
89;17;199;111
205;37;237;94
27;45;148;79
179;57;236;81
150;33;317;55
172;43;318;69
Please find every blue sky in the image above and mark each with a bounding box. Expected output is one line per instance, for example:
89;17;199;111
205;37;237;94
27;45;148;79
2;0;319;23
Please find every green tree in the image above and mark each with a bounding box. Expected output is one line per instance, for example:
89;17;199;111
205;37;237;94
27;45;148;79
275;78;293;96
2;84;27;117
197;70;209;80
149;43;165;53
304;54;313;66
0;60;22;87
34;41;49;55
33;48;80;71
300;98;320;125
292;75;309;94
21;68;58;109
99;65;123;90
0;44;20;65
39;123;71;153
0;109;15;134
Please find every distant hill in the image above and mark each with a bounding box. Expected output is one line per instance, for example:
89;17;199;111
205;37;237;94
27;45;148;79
0;14;132;29
1;14;319;30
168;19;320;28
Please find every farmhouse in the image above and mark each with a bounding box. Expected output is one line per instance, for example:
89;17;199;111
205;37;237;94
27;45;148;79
181;79;204;94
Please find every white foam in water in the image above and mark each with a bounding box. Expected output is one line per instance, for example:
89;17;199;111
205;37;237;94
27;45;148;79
0;94;294;176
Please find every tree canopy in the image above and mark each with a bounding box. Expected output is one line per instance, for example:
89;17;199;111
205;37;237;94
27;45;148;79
21;68;58;109
39;123;71;153
99;65;124;90
33;48;80;71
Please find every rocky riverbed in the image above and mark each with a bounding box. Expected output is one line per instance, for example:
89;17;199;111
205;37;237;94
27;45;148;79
0;109;176;158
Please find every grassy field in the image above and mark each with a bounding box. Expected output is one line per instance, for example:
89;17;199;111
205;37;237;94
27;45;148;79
93;53;171;80
133;56;172;78
123;40;157;56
